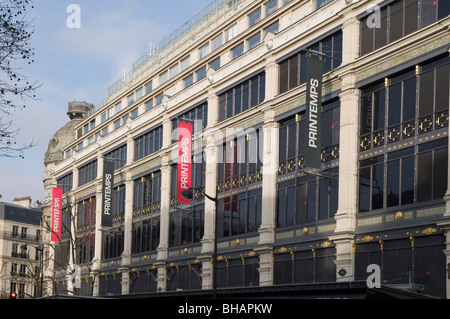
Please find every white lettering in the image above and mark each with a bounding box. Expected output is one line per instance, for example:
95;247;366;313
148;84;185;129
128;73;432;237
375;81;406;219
103;173;113;215
367;264;381;288
66;4;81;29
308;77;320;149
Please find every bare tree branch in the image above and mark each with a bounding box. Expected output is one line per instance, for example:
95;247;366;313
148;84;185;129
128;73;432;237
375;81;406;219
0;0;40;158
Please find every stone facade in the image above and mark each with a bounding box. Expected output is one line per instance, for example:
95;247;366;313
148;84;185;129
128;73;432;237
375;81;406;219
42;0;450;298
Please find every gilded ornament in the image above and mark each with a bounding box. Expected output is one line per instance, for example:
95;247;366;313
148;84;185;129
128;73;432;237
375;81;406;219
394;211;403;222
361;235;374;242
321;241;331;248
422;227;437;235
302;227;309;236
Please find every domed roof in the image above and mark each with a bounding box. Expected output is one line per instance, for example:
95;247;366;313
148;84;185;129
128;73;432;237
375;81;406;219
44;101;93;165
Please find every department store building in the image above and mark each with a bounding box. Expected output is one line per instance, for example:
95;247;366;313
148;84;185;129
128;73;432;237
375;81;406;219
42;0;450;298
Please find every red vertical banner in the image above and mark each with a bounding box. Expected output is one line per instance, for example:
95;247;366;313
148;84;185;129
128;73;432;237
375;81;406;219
177;121;193;204
51;188;63;242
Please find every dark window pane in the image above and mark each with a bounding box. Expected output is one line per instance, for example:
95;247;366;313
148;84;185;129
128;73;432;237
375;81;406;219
405;0;418;35
419;69;435;116
401;156;415;205
319;179;329;220
390;1;404;42
322;110;331;148
389;83;402;126
374;89;386;130
322;37;333;73
417;152;432;202
279;125;287;161
280;60;289;93
374;8;387;49
298;118;305;155
333;33;342;69
288;123;297;159
359;167;371;212
219;94;226;121
435;64;449;112
287;187;295;225
226;91;233;119
387;160;400;207
239;199;246;234
388;147;414;160
235;86;242;115
418;138;447;153
331;107;340;145
250;78;259;107
296;183;307;224
300;53;307;84
433;147;448;200
360;94;373;135
307;181;316;222
330;177;338;217
242;82;249;112
259;73;265;103
289;55;298;90
361;25;374;56
421;0;437;27
403;77;417;121
372;164;384;210
277;189;286;227
438;0;450;20
248;197;256;232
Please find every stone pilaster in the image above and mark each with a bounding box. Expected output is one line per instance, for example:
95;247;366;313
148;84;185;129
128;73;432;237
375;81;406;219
156;158;172;292
329;5;360;283
120;171;133;295
200;135;218;290
255;109;279;286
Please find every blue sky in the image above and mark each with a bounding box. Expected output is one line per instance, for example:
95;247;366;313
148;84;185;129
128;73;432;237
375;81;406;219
0;0;213;203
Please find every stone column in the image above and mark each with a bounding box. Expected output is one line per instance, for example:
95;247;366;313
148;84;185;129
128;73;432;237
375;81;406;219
255;109;279;286
199;91;220;290
328;4;360;283
126;134;134;165
92;153;104;296
156;156;172;292
200;136;218;290
120;171;133;295
330;82;359;281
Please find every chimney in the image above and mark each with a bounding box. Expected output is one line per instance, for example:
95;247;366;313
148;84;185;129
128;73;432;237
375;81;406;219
34;200;42;209
13;197;32;208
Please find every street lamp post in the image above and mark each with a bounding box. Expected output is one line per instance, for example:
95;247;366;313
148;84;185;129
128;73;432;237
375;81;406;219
181;188;218;299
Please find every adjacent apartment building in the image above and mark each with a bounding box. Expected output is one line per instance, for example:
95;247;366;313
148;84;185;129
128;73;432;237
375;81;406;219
0;196;43;299
42;0;450;298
